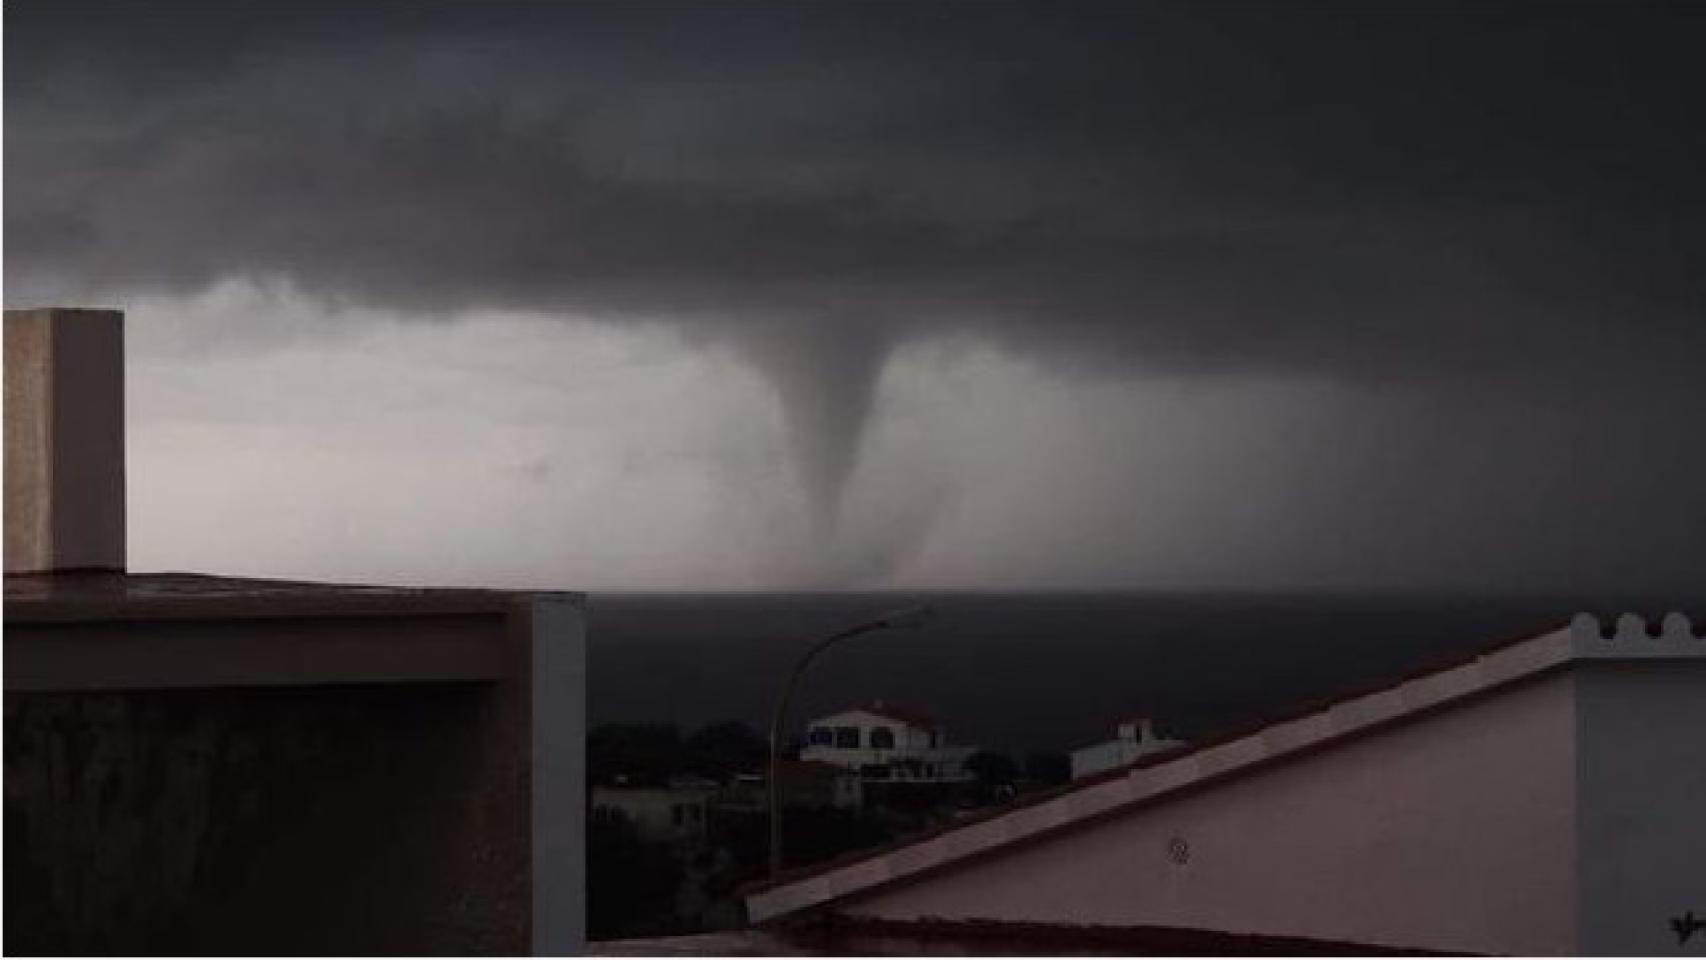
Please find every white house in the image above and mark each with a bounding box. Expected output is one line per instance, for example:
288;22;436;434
751;613;1706;956
800;702;977;783
1070;716;1187;780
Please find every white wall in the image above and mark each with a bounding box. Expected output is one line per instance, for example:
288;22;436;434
1070;734;1184;780
1069;740;1121;779
1576;660;1706;957
843;674;1581;956
590;787;709;843
802;710;971;779
800;742;974;780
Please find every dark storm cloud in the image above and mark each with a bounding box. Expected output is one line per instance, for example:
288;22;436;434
8;1;1706;530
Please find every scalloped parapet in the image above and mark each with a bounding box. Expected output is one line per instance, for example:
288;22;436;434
1569;611;1704;643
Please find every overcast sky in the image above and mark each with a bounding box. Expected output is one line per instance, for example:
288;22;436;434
7;1;1704;592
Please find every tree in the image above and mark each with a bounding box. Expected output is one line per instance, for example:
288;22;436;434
962;750;1019;805
1023;750;1072;788
964;750;1019;786
586;808;683;939
587;723;683;787
684;721;767;781
781;807;895;870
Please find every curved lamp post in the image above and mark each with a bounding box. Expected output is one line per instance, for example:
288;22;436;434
767;604;935;878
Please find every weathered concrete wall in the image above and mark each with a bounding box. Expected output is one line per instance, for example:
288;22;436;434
4;682;530;955
843;674;1581;956
3;308;126;573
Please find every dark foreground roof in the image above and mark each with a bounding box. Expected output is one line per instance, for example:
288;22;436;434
5;570;577;622
6;571;582;693
591;916;1459;956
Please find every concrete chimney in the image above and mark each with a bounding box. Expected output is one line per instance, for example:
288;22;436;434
4;308;126;573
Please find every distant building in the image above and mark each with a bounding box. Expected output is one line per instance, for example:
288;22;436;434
719;762;864;812
749;613;1706;956
594;777;718;845
800;703;976;784
1069;716;1185;780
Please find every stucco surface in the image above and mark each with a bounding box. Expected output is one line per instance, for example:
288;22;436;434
844;675;1580;956
1576;661;1706;956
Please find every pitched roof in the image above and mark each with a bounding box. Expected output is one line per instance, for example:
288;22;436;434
862;701;939;728
814;701;939;729
747;611;1705;924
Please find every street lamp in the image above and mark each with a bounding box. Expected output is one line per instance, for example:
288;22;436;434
766;604;935;878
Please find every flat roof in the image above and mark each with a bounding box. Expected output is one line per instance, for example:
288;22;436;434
5;570;581;622
5;571;584;693
747;611;1704;924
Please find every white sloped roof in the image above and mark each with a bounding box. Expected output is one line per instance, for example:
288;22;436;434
749;612;1704;924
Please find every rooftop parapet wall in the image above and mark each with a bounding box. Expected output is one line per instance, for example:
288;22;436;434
4;584;587;955
749;612;1706;935
1570;611;1705;645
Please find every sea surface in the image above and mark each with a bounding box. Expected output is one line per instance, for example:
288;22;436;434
586;591;1700;754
